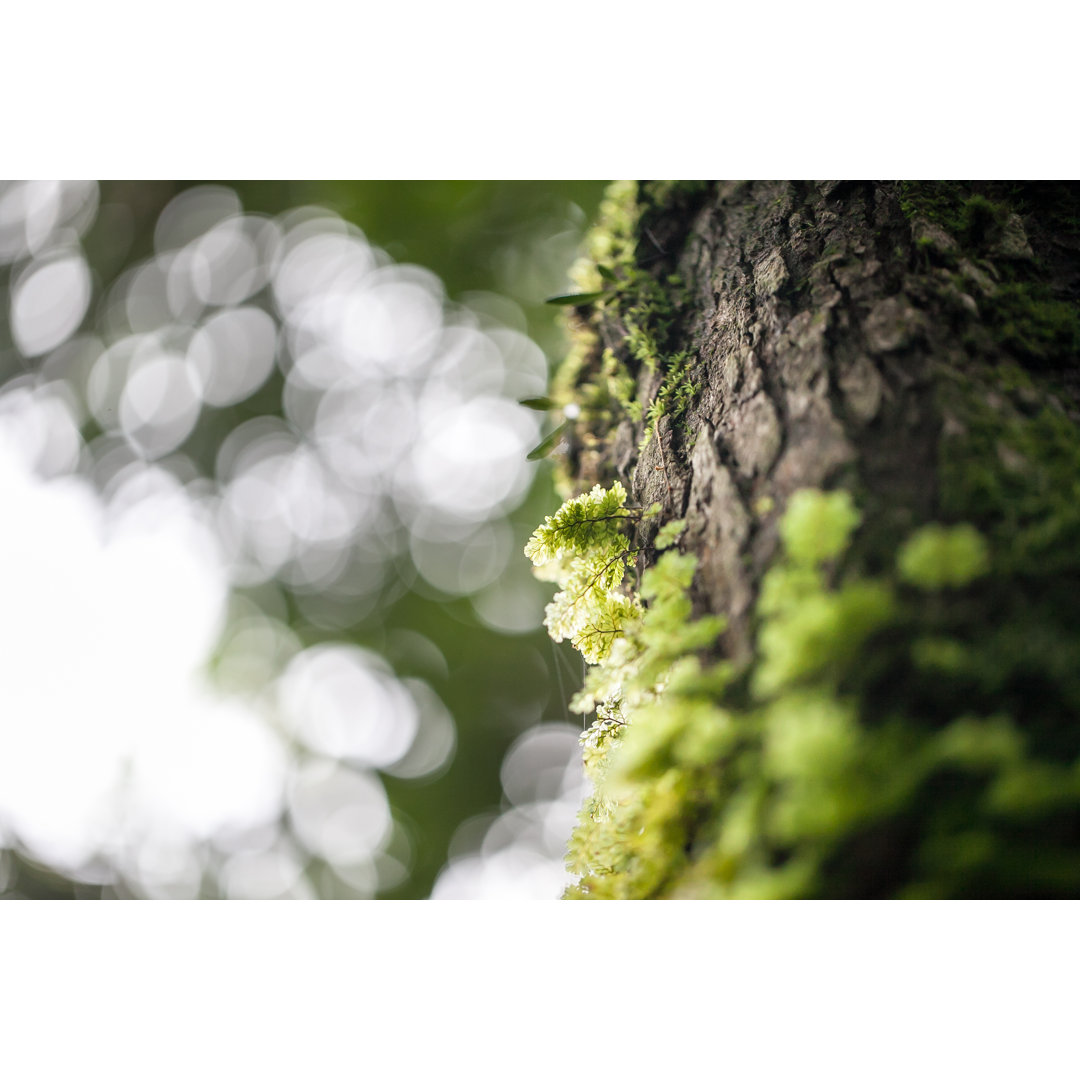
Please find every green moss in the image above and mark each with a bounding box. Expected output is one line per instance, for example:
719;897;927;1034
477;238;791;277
752;579;896;698
988;283;1080;365
639;349;698;451
568;180;640;293
763;691;859;781
534;472;1080;898
959;194;1010;246
933;715;1025;770
600;346;639;420
897;524;990;589
525;481;642;663
553;181;701;482
899;182;1010;247
938;368;1080;577
614;699;736;780
539;183;1080;899
778;488;861;567
911;636;971;674
642;180;711;209
899;181;970;234
900;182;1080;369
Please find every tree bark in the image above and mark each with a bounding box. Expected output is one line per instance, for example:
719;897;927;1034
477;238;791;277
556;181;1080;898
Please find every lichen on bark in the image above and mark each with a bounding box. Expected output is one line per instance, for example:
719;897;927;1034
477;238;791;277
540;180;1080;899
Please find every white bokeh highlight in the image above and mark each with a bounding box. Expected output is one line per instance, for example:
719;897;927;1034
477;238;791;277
11;251;92;356
431;724;587;900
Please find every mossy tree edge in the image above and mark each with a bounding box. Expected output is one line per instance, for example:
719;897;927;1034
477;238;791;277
535;181;1080;899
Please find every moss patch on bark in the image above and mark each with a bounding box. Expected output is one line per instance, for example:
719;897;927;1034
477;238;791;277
539;181;1080;898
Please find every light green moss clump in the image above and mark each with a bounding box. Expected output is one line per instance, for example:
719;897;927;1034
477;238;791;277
537;182;1080;898
778;488;861;566
897;523;990;589
754;490;894;698
752;579;896;699
525;481;641;663
568;180;641;293
531;479;1080;899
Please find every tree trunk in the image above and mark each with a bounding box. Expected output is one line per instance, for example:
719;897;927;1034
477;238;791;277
548;181;1080;898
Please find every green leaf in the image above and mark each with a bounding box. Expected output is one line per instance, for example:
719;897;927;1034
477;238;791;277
526;421;570;461
518;396;554;411
597;265;618;282
545;291;607;307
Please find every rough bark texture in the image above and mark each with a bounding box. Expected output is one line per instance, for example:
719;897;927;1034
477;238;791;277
554;181;1080;898
597;182;1076;656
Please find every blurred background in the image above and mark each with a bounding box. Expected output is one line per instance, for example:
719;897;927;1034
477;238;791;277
0;180;608;899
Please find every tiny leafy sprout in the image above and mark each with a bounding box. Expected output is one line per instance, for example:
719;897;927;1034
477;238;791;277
518;396;580;420
527;421;571;461
545;291;607;307
523;400;582;460
545;261;625;306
